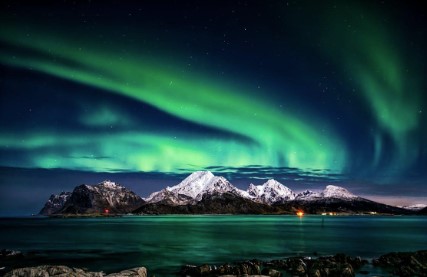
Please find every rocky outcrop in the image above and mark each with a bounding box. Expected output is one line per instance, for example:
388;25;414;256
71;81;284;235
103;267;147;277
4;265;147;277
0;249;23;260
178;254;367;277
264;254;366;277
3;251;427;277
180;260;263;276
373;250;427;277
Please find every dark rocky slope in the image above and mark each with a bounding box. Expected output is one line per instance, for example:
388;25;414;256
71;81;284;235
39;181;144;215
134;192;280;215
274;197;412;215
418;206;427;215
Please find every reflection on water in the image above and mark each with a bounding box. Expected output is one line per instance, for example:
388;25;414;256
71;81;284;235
0;215;426;275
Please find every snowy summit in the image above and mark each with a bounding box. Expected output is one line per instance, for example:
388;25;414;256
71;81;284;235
145;171;245;204
145;171;361;205
97;180;124;189
247;179;295;204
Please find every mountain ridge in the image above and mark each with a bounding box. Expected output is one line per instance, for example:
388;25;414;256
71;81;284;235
143;171;364;205
39;171;416;215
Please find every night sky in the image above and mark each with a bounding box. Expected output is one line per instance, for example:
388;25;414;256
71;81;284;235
1;1;426;215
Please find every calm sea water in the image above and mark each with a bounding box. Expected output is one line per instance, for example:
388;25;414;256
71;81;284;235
0;215;426;276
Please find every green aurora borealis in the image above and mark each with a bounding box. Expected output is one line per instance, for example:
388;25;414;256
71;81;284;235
0;1;426;204
0;26;346;172
317;3;424;175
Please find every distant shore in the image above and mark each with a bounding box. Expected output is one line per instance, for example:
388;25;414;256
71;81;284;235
1;249;426;277
41;212;425;218
46;213;123;218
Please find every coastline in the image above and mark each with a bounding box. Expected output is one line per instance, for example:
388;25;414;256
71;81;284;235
1;250;426;277
40;211;426;218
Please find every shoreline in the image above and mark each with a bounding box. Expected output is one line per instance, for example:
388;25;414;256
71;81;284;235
35;212;427;218
1;250;426;277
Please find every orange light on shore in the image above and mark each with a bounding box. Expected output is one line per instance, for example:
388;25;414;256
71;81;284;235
296;211;304;217
104;209;109;214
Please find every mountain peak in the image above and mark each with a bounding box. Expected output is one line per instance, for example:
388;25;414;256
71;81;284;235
145;171;244;204
322;185;357;199
264;179;285;188
180;171;214;183
192;170;214;177
247;179;295;204
98;180;121;189
168;170;216;198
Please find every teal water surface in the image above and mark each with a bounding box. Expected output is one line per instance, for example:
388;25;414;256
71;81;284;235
0;215;426;276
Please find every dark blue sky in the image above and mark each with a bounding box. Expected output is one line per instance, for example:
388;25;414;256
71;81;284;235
0;0;426;215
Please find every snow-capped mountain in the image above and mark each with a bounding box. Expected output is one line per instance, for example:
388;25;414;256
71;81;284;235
136;175;411;215
145;172;359;206
39;172;414;216
321;185;357;199
247;179;295;204
145;171;246;205
294;185;357;201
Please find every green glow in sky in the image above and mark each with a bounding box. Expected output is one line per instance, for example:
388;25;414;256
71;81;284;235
319;4;423;173
0;26;346;173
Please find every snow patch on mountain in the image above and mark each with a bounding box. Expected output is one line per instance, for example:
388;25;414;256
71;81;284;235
98;180;123;189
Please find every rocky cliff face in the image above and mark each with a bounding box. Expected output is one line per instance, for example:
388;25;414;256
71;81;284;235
39;192;71;215
39;181;144;215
